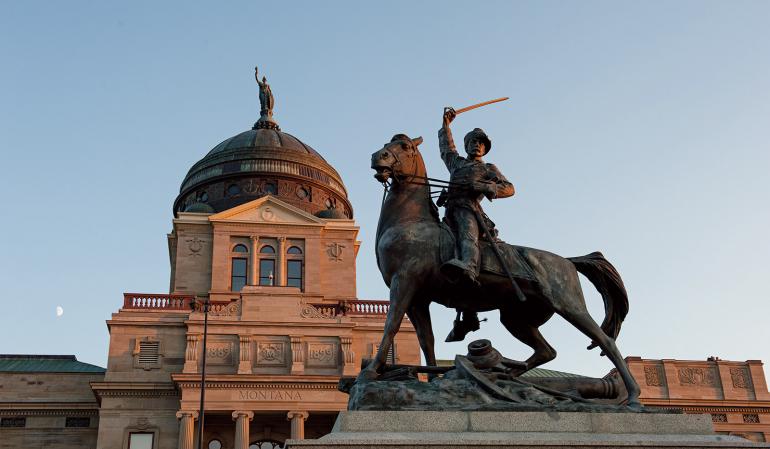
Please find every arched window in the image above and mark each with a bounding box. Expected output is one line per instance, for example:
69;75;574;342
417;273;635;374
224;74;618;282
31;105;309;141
286;245;304;289
259;245;275;286
233;244;248;253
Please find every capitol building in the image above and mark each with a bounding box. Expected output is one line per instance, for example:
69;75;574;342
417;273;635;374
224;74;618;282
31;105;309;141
0;73;768;448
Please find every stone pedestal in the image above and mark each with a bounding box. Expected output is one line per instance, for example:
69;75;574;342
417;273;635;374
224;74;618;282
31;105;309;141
286;411;769;448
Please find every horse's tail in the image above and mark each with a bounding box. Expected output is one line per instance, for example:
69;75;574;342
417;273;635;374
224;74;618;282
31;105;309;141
567;251;628;354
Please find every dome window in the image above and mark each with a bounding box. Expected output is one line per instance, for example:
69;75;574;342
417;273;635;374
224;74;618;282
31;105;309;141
227;184;241;196
264;182;278;195
325;198;333;208
296;187;310;200
196;191;209;203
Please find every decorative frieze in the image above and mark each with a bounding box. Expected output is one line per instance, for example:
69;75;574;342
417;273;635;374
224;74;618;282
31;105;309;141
643;365;664;386
730;367;752;389
711;413;727;423
677;367;718;387
743;414;759;423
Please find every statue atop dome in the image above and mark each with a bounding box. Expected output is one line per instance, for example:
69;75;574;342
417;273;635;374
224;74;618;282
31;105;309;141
254;66;279;130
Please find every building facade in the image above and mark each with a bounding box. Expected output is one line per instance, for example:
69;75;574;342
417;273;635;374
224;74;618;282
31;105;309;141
0;355;105;449
87;76;421;449
626;357;770;443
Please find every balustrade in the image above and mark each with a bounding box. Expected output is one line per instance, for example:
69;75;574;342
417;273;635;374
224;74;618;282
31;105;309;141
123;293;194;310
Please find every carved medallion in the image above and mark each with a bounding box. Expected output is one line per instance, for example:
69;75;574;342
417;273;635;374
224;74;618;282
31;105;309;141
261;207;276;221
326;243;345;261
186;237;205;257
256;342;286;366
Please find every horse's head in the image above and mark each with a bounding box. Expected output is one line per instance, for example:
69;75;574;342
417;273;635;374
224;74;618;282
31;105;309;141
371;134;424;183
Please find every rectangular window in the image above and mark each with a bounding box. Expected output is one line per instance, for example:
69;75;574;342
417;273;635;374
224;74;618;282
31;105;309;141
65;417;90;428
287;260;303;289
231;258;248;291
0;417;25;427
259;259;275;286
128;432;154;449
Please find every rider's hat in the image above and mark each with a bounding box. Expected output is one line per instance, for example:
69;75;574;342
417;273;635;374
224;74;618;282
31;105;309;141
463;128;492;154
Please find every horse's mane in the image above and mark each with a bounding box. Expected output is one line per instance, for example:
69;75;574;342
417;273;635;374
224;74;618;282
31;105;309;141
389;135;439;222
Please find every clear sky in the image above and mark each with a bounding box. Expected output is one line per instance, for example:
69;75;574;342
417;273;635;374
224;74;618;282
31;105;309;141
1;1;768;379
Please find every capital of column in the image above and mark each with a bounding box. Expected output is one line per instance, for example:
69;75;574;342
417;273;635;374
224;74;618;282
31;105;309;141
232;411;254;421
176;410;199;420
286;410;309;421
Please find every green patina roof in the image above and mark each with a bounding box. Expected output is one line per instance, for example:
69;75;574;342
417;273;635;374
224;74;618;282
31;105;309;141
0;355;105;373
436;359;585;378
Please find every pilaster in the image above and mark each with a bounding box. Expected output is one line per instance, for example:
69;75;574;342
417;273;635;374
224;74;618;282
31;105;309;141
290;335;304;374
238;335;252;374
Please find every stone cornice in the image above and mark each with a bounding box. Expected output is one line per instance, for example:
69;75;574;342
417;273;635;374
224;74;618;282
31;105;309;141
642;398;770;408
0;402;99;416
90;381;178;399
171;373;340;390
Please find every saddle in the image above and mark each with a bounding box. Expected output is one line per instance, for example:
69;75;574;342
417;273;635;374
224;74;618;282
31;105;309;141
439;221;537;283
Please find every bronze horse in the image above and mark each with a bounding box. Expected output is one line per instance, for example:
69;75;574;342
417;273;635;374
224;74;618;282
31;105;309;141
363;134;641;407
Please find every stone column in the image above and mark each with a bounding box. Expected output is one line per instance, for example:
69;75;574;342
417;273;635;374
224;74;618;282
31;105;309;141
232;411;254;449
249;235;259;285
277;236;287;286
286;410;309;440
176;410;198;449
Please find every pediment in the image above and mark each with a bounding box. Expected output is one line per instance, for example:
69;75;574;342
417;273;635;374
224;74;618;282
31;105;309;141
208;196;325;225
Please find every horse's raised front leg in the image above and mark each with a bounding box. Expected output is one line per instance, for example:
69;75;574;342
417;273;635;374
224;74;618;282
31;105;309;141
358;275;415;381
407;300;435;367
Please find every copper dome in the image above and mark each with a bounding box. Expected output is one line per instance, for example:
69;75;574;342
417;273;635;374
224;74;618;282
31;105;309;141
173;70;352;219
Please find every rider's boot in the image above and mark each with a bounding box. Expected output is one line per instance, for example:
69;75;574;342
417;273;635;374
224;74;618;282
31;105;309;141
445;311;481;342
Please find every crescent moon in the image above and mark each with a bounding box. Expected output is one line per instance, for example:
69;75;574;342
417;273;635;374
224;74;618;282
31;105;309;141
56;306;63;317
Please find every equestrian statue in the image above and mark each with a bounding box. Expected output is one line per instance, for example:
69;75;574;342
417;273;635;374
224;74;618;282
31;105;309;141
361;101;641;408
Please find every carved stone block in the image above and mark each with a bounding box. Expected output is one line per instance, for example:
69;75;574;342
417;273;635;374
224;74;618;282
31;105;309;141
730;367;752;389
677;367;718;387
307;342;338;368
256;342;287;366
643;365;664;387
206;341;235;366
